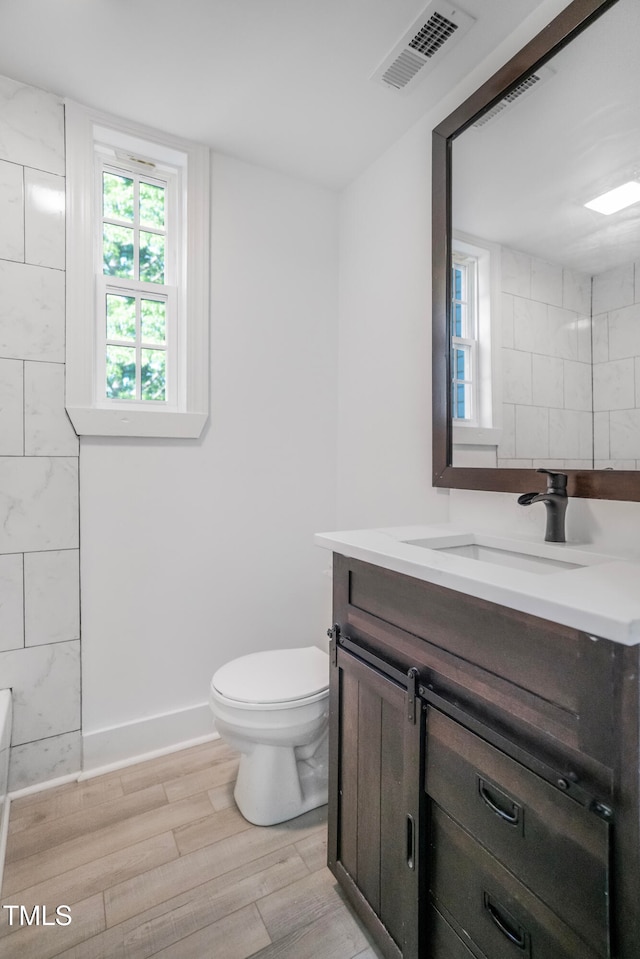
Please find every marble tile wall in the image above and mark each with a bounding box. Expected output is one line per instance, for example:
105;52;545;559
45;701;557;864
497;246;593;470
592;262;640;468
0;74;81;791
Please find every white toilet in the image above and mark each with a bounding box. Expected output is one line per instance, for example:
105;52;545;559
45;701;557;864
209;646;330;826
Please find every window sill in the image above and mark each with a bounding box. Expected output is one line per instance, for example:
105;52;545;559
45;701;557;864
66;405;207;439
452;425;502;447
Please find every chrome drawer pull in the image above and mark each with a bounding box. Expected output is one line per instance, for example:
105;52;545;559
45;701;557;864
479;778;521;826
483;893;527;950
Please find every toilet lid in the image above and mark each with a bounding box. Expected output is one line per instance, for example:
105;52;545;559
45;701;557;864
212;646;329;704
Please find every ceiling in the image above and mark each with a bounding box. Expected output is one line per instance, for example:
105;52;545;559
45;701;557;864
0;0;545;190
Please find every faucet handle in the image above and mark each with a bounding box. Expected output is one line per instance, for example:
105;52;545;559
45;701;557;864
536;468;567;493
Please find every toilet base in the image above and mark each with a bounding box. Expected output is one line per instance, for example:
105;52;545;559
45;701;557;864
233;733;328;826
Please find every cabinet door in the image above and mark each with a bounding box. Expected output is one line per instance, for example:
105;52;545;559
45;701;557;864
328;641;423;959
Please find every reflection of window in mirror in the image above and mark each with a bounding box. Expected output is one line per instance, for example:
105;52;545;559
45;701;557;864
451;234;502;466
452;252;476;422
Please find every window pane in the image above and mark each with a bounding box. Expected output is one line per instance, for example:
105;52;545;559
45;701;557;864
454;302;463;337
141;348;166;401
106;294;136;341
106;345;136;399
453;382;467;419
139;231;165;283
140;181;165;229
452;346;472;421
141;299;166;344
103;224;134;277
103;172;134;221
453;263;465;337
455;347;466;379
454;266;463;299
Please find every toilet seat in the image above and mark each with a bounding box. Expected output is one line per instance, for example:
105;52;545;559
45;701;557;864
209;645;330;824
211;646;329;707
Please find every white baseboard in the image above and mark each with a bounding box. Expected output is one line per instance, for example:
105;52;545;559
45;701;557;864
9;772;81;801
82;701;216;774
5;704;220;807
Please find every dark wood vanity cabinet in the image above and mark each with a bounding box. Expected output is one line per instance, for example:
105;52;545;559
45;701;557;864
327;554;640;959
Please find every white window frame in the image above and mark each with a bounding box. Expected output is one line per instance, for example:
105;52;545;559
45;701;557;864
451;252;478;424
65;101;210;438
452;232;503;447
97;158;177;407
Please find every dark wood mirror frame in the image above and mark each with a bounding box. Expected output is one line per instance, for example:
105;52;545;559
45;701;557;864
431;0;640;502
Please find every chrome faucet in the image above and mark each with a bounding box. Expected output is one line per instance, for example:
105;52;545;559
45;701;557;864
517;468;568;543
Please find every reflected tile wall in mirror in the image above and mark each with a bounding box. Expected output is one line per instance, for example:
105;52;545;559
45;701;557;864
450;0;640;473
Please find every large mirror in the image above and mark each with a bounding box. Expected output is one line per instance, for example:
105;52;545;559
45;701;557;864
432;0;640;500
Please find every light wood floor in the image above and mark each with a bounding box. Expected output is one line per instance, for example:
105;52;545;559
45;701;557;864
0;738;382;959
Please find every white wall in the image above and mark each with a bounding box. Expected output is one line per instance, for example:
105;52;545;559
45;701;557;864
80;154;339;768
334;6;529;528
337;119;448;529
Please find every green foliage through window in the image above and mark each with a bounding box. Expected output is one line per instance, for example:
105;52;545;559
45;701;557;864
140;181;165;228
106;294;136;340
103;173;134;220
101;164;170;403
106;345;136;399
141;299;166;343
141;350;166;401
103;224;134;278
102;169;166;284
139;231;165;283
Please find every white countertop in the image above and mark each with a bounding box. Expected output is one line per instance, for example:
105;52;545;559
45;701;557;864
315;524;640;646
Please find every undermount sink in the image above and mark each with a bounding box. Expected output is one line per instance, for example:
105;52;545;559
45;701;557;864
403;534;602;575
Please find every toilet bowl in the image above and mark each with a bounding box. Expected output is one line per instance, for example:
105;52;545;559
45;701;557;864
209;646;330;826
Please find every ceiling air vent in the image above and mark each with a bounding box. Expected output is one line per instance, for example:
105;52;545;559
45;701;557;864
473;65;555;127
371;3;475;94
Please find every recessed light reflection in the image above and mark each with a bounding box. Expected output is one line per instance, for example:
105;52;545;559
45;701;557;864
584;180;640;215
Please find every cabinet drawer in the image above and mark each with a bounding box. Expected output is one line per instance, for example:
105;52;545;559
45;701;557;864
428;906;480;958
429;806;602;959
339;554;616;771
425;708;609;956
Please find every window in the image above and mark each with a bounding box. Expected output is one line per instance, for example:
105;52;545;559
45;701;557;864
452;252;477;422
451;234;502;445
99;165;173;405
65;102;210;438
